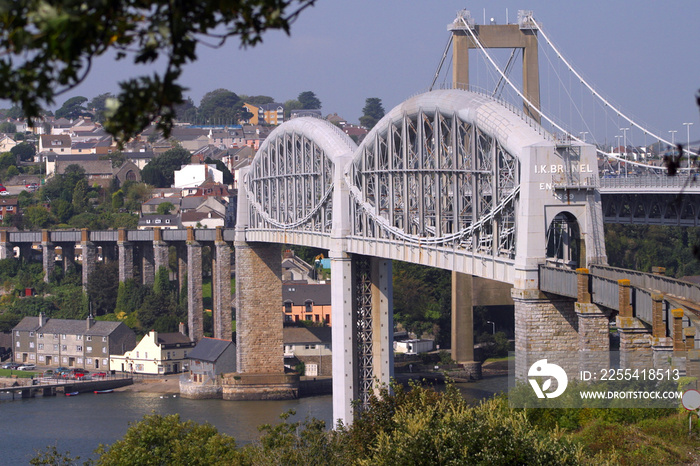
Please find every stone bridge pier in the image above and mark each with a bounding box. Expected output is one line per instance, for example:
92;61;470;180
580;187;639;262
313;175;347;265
223;240;298;400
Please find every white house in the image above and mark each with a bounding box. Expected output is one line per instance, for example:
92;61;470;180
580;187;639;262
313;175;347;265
173;163;223;189
110;328;195;374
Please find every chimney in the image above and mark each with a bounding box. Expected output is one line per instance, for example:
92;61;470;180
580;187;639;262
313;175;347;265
179;322;186;335
87;314;95;330
39;312;44;327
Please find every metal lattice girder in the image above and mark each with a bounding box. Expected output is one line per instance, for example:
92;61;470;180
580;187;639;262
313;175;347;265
346;108;519;258
354;256;373;410
602;193;700;227
245;118;354;233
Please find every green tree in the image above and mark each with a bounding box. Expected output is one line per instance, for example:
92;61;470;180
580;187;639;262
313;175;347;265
10;142;36;162
173;97;198;123
0;121;16;133
198;88;243;125
72;178;88;211
359;97;385;130
95;413;242;465
283;99;303;119
87;92;115;123
240;94;275;105
55;96;89;120
23;206;53;229
87;262;119;316
142;147;191;188
298;91;321;109
0;1;317;144
156;202;175;215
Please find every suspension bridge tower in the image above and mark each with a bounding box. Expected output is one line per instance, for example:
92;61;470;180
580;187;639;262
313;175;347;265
448;10;541;123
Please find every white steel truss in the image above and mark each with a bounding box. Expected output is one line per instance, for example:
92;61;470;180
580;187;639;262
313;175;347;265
247;129;335;233
346;109;520;259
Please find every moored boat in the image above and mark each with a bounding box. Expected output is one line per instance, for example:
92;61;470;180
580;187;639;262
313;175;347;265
65;391;79;396
94;389;113;394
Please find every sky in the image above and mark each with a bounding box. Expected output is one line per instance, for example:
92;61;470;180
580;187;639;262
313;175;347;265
46;1;700;144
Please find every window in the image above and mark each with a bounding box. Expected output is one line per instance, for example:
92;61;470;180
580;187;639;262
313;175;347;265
77;358;83;364
6;206;13;211
304;344;317;350
29;342;34;348
86;358;92;364
102;347;107;354
62;356;67;363
136;351;139;358
29;331;34;337
53;334;58;339
62;345;67;351
53;344;58;351
103;337;107;342
155;219;161;224
76;345;82;351
167;352;170;360
145;352;148;359
146;219;151;224
305;301;313;314
39;355;45;362
15;330;19;336
16;341;19;347
87;336;92;341
38;343;43;350
102;359;108;366
284;302;292;313
86;346;92;353
29;354;35;360
77;335;82;340
61;334;66;340
39;333;43;338
165;219;170;224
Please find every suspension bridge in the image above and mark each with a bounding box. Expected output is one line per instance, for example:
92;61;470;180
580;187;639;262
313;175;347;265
5;10;700;424
234;9;700;424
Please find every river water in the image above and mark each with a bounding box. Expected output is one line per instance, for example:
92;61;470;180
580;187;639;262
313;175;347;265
1;376;507;465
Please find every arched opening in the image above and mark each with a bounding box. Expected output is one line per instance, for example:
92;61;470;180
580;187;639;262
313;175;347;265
546;212;582;268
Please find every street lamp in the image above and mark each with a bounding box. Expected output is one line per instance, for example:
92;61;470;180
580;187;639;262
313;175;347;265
620;128;630;177
486;321;496;334
615;135;623;176
579;131;588;142
669;130;677;146
683;122;693;167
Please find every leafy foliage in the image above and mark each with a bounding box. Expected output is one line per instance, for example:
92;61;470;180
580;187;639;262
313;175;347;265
0;0;317;144
95;413;242;465
392;261;451;345
298;91;321;109
141;147;191;188
359;97;385;130
605;224;700;277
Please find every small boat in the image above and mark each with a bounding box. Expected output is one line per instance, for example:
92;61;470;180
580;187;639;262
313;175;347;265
65;391;79;396
94;389;113;394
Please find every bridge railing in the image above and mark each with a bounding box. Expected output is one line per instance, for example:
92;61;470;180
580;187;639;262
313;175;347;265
538;265;578;298
590;264;700;304
590;274;621;311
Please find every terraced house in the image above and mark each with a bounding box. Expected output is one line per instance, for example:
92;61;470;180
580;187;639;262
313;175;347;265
12;314;136;370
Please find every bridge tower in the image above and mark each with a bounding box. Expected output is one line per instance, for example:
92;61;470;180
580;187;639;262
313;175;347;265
448;10;541;123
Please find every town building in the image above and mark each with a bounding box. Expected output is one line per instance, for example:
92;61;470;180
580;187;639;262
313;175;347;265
173;163;223;189
179;337;236;399
282;282;332;325
283;327;332;376
12;314;136;370
110;328;194;374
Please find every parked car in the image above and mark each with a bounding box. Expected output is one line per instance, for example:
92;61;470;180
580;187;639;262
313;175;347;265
93;372;107;378
17;364;36;371
2;362;20;369
0;190;8;196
